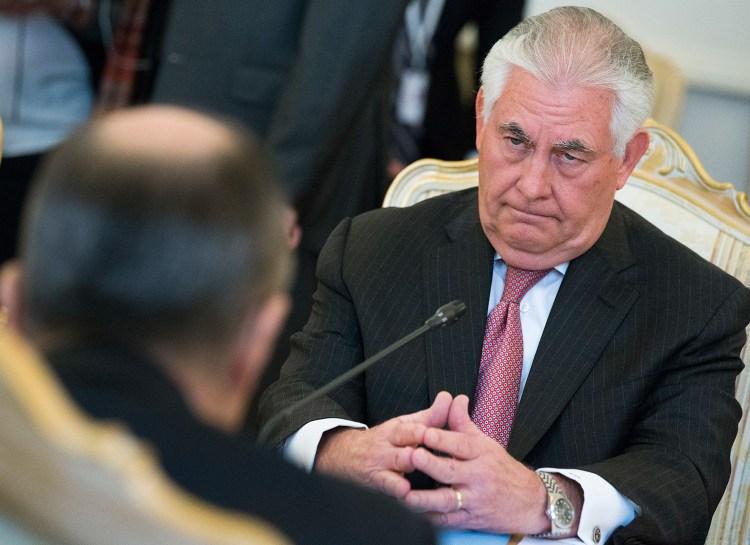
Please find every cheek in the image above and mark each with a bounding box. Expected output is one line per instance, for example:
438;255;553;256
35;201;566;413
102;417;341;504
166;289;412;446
555;180;615;233
478;154;516;205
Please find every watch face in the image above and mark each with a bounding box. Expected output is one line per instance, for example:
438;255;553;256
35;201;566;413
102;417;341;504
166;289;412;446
552;497;575;528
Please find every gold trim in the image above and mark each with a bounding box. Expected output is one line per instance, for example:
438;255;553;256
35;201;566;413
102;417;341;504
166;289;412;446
0;329;291;545
637;119;750;232
383;157;478;207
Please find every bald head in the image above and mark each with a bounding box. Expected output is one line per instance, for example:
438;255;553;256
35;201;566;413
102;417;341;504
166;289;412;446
95;106;236;164
19;106;292;353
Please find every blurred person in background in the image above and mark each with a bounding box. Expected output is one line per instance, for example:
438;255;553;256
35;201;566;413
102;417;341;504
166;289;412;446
150;1;412;427
0;105;437;545
389;0;525;178
0;0;97;264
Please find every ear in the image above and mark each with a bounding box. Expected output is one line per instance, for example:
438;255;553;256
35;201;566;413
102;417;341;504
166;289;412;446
616;129;650;190
0;260;25;332
475;87;487;150
228;294;291;401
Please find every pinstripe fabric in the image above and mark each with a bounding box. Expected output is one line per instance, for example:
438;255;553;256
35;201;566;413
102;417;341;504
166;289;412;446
258;188;750;544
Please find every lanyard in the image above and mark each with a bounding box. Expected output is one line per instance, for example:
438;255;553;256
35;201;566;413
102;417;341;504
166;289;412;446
403;0;446;70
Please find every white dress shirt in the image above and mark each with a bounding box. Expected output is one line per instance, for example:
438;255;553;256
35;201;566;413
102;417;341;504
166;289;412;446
284;256;638;544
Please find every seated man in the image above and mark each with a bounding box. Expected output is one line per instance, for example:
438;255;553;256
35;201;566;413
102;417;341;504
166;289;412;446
258;6;750;545
0;106;436;545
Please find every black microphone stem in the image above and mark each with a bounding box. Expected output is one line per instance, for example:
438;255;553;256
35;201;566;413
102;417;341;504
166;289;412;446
256;300;466;446
257;323;429;446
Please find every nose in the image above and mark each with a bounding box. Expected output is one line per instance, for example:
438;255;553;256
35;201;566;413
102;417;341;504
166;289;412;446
516;155;552;200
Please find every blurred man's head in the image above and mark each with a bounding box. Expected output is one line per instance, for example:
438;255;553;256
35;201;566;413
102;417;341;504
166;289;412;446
3;106;293;431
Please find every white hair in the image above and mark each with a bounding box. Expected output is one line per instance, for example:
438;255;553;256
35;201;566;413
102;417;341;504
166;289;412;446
481;6;653;157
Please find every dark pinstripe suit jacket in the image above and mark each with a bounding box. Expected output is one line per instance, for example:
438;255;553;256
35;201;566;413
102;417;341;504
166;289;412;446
259;188;750;544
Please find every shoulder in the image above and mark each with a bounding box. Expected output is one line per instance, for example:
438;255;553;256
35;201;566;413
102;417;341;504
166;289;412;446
344;187;478;249
355;187;478;228
613;202;750;304
317;188;478;274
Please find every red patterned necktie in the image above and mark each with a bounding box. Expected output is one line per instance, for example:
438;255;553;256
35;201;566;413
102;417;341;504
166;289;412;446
471;265;552;447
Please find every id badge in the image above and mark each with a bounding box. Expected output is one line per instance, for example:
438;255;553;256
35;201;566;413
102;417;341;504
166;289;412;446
396;68;430;127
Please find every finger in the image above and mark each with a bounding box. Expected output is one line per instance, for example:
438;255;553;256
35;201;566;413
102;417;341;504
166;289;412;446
372;469;412;499
403;486;462;514
422;426;477;461
427;510;470;529
400;391;452;428
411;446;465;485
385;445;417;474
424;391;453;427
387;421;427;447
447;394;477;434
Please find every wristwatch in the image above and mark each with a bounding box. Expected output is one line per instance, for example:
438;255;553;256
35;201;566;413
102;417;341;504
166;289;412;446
535;471;575;537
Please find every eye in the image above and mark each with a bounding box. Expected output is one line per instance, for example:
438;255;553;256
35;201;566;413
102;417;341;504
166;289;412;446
506;137;525;148
559;152;580;164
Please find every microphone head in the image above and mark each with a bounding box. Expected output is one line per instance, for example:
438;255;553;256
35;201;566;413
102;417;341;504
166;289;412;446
425;300;467;329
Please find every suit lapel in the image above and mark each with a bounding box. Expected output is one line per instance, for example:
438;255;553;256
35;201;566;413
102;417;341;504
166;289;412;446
424;195;494;401
507;204;640;459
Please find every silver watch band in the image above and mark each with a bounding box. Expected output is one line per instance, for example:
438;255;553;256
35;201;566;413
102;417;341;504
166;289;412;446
534;471;573;538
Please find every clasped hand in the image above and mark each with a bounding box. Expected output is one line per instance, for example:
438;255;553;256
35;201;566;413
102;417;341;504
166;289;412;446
315;392;549;535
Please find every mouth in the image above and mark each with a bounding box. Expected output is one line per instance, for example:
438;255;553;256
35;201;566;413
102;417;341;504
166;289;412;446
506;206;550;222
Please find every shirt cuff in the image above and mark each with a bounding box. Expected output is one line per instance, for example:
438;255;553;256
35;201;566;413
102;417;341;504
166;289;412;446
539;468;639;544
283;418;368;471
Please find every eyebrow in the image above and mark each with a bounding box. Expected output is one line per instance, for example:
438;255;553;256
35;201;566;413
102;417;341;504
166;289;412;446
499;121;596;157
499;122;532;145
554;139;595;156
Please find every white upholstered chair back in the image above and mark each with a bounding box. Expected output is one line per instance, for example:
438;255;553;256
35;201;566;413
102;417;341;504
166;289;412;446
383;118;750;545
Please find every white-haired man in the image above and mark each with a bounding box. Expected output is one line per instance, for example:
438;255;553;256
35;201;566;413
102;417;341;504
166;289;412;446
260;7;750;544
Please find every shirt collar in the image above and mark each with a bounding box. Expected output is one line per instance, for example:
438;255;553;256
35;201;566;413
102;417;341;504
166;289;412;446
494;253;569;276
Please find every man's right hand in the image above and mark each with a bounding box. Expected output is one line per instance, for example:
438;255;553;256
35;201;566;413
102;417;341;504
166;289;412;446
314;391;453;499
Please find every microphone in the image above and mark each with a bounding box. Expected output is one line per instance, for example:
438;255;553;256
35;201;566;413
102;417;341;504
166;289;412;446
257;300;466;445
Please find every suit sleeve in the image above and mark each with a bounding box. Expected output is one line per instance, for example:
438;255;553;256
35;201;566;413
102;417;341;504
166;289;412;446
266;0;409;202
589;283;749;544
258;217;368;446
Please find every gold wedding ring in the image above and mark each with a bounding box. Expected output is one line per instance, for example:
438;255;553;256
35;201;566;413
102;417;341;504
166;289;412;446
453;488;463;512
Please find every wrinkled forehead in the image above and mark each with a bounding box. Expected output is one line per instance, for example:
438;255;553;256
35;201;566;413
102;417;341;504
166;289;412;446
491;68;615;150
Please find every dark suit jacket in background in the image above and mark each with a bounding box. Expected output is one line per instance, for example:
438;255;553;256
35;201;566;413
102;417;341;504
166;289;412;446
49;342;436;545
419;0;525;161
258;188;750;545
151;1;411;408
151;0;409;253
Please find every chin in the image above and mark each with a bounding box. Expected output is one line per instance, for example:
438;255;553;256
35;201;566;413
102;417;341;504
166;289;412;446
500;250;555;271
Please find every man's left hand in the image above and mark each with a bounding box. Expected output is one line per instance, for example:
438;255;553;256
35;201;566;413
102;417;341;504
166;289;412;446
404;395;556;536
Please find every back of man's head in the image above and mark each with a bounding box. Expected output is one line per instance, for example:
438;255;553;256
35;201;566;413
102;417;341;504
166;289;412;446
19;106;292;357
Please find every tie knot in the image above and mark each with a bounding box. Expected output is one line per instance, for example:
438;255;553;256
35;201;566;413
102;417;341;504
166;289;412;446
502;266;552;304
